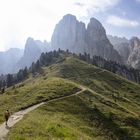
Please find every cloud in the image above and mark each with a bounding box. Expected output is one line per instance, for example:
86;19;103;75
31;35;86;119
73;0;121;16
107;15;139;27
0;0;121;51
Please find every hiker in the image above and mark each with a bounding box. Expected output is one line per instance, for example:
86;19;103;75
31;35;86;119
4;110;10;126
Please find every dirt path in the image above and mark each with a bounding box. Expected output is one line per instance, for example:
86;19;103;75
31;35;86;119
0;87;86;140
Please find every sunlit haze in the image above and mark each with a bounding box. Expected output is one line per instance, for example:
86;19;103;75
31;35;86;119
0;0;140;51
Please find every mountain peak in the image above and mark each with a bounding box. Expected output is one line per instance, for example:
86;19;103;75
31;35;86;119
130;36;140;41
89;17;105;31
108;35;129;46
90;17;101;25
130;36;140;47
62;14;76;21
26;37;34;42
87;17;107;42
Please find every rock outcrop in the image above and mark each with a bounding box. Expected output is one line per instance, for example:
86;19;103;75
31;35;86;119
15;37;49;71
109;35;140;69
108;35;130;63
108;35;129;46
51;14;87;54
51;14;122;63
86;18;121;63
127;37;140;69
114;42;130;63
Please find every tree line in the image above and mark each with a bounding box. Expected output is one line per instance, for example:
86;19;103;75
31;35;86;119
78;53;140;83
1;48;140;92
0;49;65;91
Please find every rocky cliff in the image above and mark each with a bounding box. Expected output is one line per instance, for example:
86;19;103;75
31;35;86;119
86;18;121;63
51;14;122;63
15;37;49;71
51;14;87;54
109;35;140;69
127;37;140;69
108;35;129;45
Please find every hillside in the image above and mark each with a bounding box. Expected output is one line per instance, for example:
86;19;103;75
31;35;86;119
0;77;79;123
2;56;139;140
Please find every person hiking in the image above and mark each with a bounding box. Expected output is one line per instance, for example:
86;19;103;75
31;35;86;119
4;110;10;126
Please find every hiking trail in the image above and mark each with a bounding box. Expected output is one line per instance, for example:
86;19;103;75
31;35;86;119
0;86;86;140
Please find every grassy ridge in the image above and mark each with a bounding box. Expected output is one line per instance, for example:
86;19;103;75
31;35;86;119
47;57;140;116
42;57;140;139
78;90;140;140
0;77;79;124
7;90;139;140
7;92;108;140
3;56;140;139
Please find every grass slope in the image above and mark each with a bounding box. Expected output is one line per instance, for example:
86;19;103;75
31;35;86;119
0;77;79;124
6;91;113;140
2;56;140;139
7;90;139;140
46;57;140;116
45;57;140;139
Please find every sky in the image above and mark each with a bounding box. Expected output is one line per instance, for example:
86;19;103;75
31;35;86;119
0;0;140;51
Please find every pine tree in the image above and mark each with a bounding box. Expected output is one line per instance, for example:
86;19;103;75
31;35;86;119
31;62;36;74
17;69;24;82
39;52;46;66
35;60;41;72
6;74;13;87
0;80;2;89
23;67;28;78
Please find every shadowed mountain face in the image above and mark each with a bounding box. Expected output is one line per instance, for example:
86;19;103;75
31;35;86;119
113;42;130;64
127;37;140;68
108;35;130;63
15;37;50;72
108;35;129;46
108;35;140;69
0;48;23;74
0;38;50;74
51;14;122;64
16;38;42;70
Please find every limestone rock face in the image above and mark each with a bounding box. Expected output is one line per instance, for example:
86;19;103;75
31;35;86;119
113;42;130;63
86;18;107;42
108;35;129;46
51;14;122;63
86;18;121;63
107;35;130;63
51;14;87;54
0;38;50;74
16;37;49;71
108;35;140;69
127;37;140;68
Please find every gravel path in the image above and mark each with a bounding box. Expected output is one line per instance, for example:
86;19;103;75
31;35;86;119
0;87;85;140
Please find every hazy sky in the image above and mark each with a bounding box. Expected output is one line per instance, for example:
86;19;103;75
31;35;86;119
0;0;140;51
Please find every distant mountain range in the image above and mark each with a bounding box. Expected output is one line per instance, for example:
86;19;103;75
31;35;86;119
108;35;140;69
0;14;140;74
108;35;129;45
15;37;50;72
0;38;50;74
0;48;23;74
